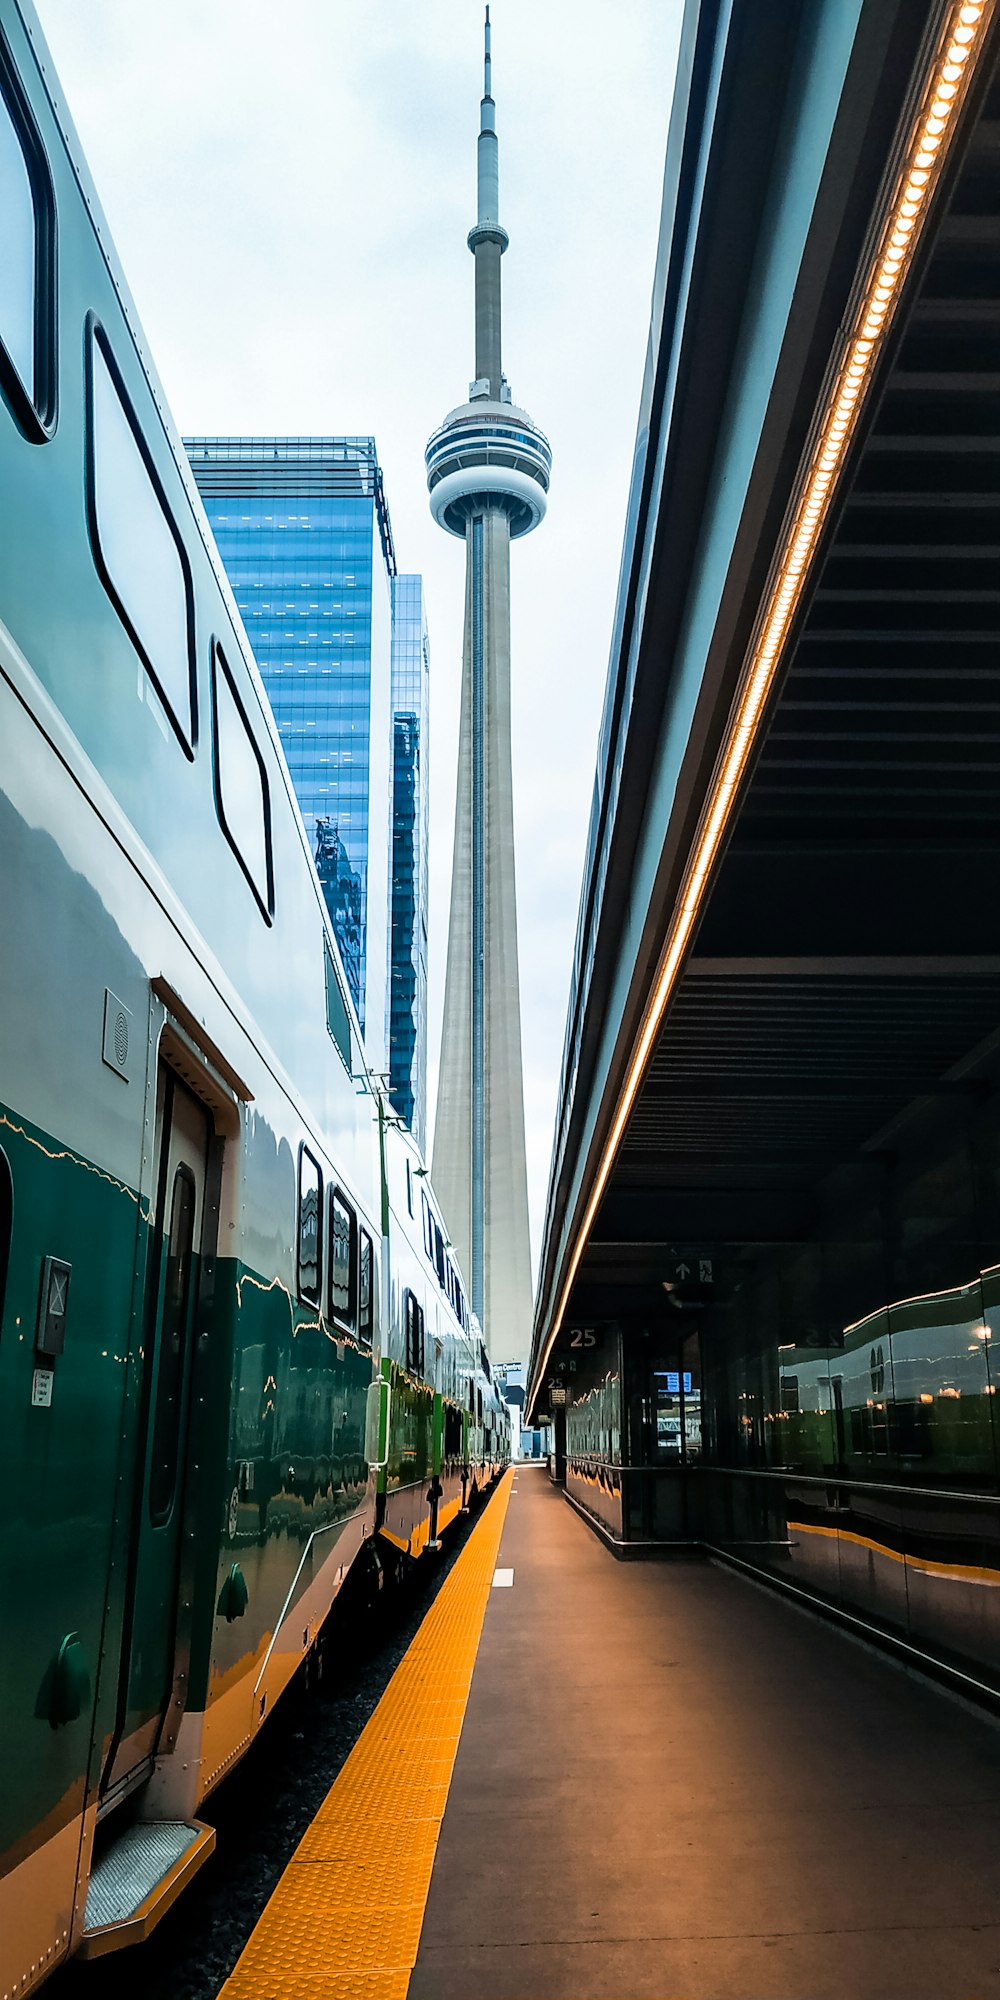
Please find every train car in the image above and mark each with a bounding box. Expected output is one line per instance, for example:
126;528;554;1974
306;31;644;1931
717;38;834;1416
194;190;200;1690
0;2;506;1988
375;1122;511;1560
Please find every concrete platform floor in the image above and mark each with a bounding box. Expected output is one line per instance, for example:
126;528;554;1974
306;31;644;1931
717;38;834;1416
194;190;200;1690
409;1464;1000;2000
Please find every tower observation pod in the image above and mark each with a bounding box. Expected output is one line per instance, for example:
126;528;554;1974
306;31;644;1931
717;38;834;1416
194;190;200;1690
426;5;550;1367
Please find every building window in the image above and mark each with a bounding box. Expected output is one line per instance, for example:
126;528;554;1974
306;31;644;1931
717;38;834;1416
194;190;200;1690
212;641;274;921
329;1186;356;1331
0;30;55;436
405;1289;424;1377
87;321;195;752
358;1228;374;1346
405;1158;414;1218
297;1145;322;1305
324;941;351;1071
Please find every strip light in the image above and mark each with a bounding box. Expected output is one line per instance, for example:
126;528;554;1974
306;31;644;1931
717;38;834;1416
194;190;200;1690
532;0;994;1411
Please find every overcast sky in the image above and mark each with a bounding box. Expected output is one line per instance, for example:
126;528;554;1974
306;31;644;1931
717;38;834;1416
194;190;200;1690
35;0;684;1273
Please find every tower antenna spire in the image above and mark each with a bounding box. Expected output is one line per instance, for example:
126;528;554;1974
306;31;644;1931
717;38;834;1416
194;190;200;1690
470;0;506;395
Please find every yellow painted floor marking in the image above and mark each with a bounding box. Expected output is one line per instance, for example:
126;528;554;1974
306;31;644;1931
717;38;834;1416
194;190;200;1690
219;1469;513;2000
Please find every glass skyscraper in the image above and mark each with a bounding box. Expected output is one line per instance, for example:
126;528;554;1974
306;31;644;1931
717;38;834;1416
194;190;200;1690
185;438;429;1131
390;575;430;1153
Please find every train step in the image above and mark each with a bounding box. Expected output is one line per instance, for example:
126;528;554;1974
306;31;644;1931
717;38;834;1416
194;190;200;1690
78;1819;216;1958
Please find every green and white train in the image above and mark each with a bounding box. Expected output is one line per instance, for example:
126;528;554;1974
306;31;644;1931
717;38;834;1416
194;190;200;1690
0;1;509;1986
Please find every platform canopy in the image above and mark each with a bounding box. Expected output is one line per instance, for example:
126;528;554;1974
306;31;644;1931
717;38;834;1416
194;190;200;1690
529;0;1000;1418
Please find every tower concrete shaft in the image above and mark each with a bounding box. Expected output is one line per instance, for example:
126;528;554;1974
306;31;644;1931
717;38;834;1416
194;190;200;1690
433;505;533;1357
426;6;550;1365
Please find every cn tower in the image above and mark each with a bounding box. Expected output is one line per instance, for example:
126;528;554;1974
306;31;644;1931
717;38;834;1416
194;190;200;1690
426;5;550;1364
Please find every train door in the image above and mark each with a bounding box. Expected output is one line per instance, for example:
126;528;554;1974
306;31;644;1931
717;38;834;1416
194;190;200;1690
101;1065;211;1803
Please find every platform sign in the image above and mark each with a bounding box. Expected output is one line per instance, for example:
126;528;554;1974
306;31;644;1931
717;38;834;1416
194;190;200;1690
663;1253;716;1302
666;1255;713;1285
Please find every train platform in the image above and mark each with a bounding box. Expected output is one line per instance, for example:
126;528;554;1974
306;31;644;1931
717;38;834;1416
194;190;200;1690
221;1465;1000;2000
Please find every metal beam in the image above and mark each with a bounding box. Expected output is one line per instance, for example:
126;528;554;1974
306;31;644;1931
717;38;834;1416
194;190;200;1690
686;955;1000;977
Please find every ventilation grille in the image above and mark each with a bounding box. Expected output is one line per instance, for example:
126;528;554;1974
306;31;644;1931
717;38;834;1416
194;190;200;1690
102;989;132;1082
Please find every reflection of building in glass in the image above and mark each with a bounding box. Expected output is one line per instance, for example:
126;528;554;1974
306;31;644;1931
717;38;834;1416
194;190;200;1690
389;576;430;1153
185;435;400;1074
314;818;363;1011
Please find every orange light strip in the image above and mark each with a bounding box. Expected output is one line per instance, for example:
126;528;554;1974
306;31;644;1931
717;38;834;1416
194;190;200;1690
533;0;994;1408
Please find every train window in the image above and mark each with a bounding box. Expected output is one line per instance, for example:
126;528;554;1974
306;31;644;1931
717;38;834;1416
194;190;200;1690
297;1145;322;1305
358;1229;374;1346
324;941;352;1070
212;641;274;921
405;1290;424;1376
328;1186;356;1330
0;32;55;437
87;321;196;755
149;1164;196;1524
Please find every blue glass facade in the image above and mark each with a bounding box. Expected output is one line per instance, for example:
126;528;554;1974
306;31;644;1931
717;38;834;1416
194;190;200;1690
184;436;397;1073
390;575;430;1153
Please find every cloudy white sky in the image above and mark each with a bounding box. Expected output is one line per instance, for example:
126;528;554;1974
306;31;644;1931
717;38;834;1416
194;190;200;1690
35;0;684;1271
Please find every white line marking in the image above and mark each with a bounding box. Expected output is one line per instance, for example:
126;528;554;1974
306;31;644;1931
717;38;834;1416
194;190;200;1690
492;1568;515;1588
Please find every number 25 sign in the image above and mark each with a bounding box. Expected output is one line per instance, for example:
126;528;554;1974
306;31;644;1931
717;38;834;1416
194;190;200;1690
569;1327;598;1350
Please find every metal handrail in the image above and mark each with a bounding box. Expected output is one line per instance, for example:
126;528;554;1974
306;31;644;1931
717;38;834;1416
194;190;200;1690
701;1463;1000;1509
566;1454;1000;1509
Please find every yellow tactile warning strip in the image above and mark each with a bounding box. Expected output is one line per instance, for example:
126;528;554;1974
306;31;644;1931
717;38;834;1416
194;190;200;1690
219;1469;513;2000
